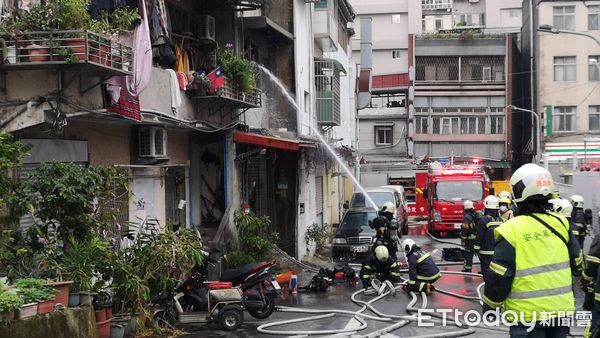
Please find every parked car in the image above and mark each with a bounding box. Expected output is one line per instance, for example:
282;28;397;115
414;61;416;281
332;208;378;260
349;187;408;235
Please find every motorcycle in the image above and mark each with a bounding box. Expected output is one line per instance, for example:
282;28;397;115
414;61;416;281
152;275;246;331
206;253;281;319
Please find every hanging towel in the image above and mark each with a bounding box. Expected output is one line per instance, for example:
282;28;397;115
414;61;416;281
166;69;182;112
125;0;152;96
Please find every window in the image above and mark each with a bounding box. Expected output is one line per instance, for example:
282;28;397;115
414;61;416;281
554;106;576;132
391;14;402;24
553;6;575;30
589;5;600;31
590;56;600;81
416;116;428;134
490;116;504;134
431;117;461;134
375;125;393;145
589;106;600;130
554;56;577;81
392;50;402;59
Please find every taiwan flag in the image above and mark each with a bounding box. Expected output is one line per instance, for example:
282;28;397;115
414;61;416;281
208;67;225;90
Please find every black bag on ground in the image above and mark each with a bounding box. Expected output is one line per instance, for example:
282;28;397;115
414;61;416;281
442;247;465;261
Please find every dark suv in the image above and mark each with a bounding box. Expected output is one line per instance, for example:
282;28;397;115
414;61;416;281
332;208;378;260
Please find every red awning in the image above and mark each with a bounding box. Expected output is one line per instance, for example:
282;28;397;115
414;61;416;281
233;131;307;152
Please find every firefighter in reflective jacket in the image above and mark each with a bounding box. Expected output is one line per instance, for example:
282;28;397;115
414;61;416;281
553;198;579;240
482;164;583;338
582;235;600;338
402;238;441;294
474;195;504;280
370;202;399;260
360;245;401;288
461;200;478;273
571;195;587;249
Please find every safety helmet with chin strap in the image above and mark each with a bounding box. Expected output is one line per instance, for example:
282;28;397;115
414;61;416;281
510;163;554;203
401;238;416;253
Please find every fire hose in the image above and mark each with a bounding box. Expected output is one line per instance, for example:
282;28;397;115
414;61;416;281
257;269;508;336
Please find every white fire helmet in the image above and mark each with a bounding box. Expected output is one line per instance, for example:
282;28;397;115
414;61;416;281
554;199;573;217
463;200;474;210
570;195;584;208
484;195;500;210
510;163;554;203
374;245;389;261
382;201;396;214
402;238;416;253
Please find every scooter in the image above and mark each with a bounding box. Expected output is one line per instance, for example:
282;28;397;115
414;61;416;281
217;260;281;319
152;275;246;331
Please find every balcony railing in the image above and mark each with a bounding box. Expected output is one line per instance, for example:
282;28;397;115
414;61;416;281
193;77;261;109
415;56;505;82
0;30;133;75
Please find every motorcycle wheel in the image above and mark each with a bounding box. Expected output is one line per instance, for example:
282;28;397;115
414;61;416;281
220;308;243;331
247;293;276;319
154;308;177;328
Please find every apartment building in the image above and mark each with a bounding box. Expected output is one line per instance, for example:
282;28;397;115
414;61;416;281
408;33;519;180
522;0;600;180
0;0;357;259
422;0;523;33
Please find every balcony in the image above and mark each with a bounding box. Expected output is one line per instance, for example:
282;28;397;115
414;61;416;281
315;58;344;126
0;30;133;76
422;0;453;11
192;77;262;109
415;56;505;83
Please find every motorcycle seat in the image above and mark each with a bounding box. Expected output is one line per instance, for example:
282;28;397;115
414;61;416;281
220;263;259;282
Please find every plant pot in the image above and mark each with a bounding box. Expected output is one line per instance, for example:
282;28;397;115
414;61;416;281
112;315;131;336
105;307;113;319
0;311;14;321
127;313;139;334
89;40;110;66
109;323;124;338
5;45;17;64
95;308;107;323
68;293;80;307
77;292;96;306
64;38;86;61
37;298;55;315
26;44;49;62
96;318;111;338
45;281;73;308
16;303;38;320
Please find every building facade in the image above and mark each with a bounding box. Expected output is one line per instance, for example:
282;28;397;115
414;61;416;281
408;33;518;180
522;0;600;181
1;0;357;260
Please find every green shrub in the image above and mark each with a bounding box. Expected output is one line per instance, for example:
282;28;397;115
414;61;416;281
0;292;23;312
226;210;278;268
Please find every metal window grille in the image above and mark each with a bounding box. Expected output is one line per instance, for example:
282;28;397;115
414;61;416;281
422;0;453;10
416;57;459;81
315;59;341;126
315;176;324;215
461;56;504;81
490;116;505;134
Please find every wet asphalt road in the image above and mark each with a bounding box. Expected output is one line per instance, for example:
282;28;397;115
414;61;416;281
184;223;589;337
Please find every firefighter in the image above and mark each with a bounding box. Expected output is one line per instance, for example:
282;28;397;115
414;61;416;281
571;195;587;248
499;196;514;221
499;190;519;216
474;195;503;280
553;198;580;240
482;164;583;337
360;245;401;288
402;238;441;294
461;200;478;272
370;201;399;260
582;235;600;338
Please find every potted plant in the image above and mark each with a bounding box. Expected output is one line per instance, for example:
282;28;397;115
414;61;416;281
0;292;23;321
217;45;257;93
44;280;74;308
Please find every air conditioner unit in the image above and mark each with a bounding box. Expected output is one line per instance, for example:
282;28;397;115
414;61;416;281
482;67;491;82
139;127;168;158
196;15;216;42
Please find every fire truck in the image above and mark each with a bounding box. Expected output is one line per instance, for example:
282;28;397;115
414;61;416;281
423;162;493;236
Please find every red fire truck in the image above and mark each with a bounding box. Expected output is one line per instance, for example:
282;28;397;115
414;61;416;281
423;162;493;236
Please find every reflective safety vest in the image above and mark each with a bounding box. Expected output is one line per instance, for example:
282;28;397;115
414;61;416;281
494;213;575;322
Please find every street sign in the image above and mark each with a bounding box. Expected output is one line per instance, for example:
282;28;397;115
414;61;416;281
545;105;553;137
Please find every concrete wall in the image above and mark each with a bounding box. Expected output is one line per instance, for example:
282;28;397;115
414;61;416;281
65;121;131;166
414;141;505;159
537;2;600;141
486;0;522;30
